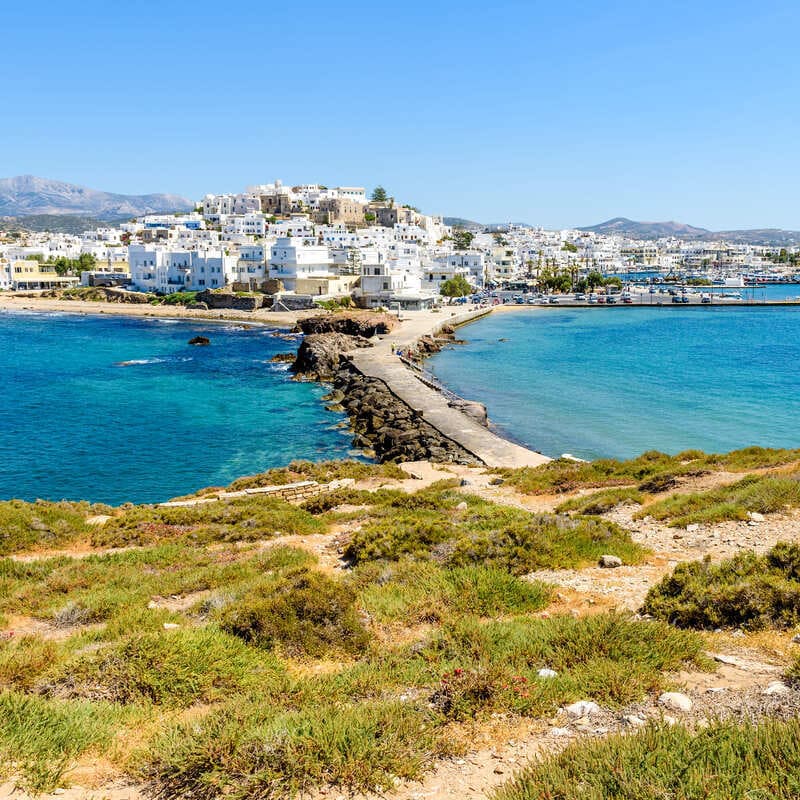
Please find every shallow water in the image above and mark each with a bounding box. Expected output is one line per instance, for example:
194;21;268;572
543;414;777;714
0;312;352;504
427;307;800;461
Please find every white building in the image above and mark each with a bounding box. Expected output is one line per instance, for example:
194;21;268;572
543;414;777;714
129;245;237;293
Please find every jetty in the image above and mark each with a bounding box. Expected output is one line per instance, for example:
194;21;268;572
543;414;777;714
346;307;549;469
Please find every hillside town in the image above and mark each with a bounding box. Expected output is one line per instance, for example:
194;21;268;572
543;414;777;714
1;180;799;308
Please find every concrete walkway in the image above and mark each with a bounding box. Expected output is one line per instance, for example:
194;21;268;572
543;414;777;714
348;307;550;469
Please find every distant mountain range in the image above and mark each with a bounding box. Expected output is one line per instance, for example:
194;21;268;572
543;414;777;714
578;217;800;246
0;176;193;220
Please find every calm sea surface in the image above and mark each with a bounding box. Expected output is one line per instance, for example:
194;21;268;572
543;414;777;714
0;312;353;505
427;307;800;461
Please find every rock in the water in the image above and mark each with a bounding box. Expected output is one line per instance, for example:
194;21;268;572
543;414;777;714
598;554;622;568
565;700;600;717
270;352;296;363
189;336;210;346
537;668;558;679
296;312;398;338
292;333;372;379
658;692;692;712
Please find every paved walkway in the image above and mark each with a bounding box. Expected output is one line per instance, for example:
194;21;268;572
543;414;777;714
348;307;550;469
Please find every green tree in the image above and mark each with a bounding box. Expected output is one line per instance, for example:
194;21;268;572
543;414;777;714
604;276;623;289
586;270;605;290
370;186;388;203
452;230;475;250
440;275;472;297
562;241;578;253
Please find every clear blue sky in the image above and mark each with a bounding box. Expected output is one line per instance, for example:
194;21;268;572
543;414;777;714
2;0;798;230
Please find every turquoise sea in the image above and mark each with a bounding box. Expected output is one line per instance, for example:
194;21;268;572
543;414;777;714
0;312;352;505
428;307;800;461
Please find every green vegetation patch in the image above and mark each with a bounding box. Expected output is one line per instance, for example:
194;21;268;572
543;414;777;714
342;486;645;573
498;447;800;496
93;495;324;547
141;698;449;800
422;612;707;720
556;487;645;515
357;561;551;623
492;719;800;800
219;567;371;658
634;472;800;527
0;499;111;556
0;691;134;794
642;542;800;630
43;627;286;707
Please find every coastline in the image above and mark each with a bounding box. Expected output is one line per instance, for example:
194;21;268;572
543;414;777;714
0;294;319;328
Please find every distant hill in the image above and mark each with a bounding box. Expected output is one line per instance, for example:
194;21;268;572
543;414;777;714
0;214;129;235
578;217;711;239
0;176;193;219
578;217;800;245
443;216;482;229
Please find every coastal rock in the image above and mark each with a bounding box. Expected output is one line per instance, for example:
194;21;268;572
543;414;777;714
763;681;790;696
658;692;693;712
449;399;488;426
296;312;398;338
188;336;210;346
270;352;296;363
598;554;623;568
292;333;372;380
565;700;600;717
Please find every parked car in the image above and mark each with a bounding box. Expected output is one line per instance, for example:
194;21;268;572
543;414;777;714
548;296;560;304
587;294;598;304
622;295;633;304
597;295;607;304
574;292;586;301
606;295;618;304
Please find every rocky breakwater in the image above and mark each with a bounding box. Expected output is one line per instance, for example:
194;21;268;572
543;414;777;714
328;361;478;464
290;311;398;381
290;312;478;464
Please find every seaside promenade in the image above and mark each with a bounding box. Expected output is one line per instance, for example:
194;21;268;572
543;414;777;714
347;307;551;469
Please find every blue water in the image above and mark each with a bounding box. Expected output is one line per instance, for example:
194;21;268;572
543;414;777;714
428;307;800;461
0;312;353;505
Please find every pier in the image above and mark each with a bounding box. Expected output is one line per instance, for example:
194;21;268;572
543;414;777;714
346;307;550;469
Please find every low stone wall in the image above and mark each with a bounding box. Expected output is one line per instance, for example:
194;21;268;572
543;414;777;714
159;478;356;508
329;360;479;464
196;290;268;311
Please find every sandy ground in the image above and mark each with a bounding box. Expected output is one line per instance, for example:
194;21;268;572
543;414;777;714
0;294;314;328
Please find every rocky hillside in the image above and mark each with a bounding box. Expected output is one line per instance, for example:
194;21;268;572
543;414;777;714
0;175;192;219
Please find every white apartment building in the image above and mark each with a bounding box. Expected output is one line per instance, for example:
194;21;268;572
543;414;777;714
129;245;237;293
269;237;336;294
435;252;486;288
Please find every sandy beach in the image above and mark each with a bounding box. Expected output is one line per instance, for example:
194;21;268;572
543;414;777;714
0;294;317;328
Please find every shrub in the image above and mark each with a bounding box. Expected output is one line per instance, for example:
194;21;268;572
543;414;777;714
140;698;448;800
493;719;800;800
43;627;285;707
219;568;371;658
635;473;800;527
0;636;62;691
0;499;109;555
497;447;800;496
0;691;126;794
93;495;324;547
556;487;644;515
358;561;551;623
344;490;645;573
642;542;800;630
